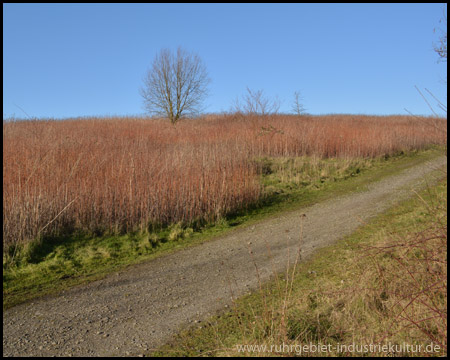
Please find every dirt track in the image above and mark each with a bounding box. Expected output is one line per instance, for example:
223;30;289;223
3;156;446;357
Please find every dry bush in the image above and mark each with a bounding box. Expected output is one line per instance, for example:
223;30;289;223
224;181;446;357
362;184;447;354
3;114;447;255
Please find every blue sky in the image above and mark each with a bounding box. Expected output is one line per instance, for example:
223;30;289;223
3;3;447;119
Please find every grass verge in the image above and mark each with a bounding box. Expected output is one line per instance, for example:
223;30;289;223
3;146;445;309
151;172;446;357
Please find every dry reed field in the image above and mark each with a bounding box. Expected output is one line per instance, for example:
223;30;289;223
3;114;446;253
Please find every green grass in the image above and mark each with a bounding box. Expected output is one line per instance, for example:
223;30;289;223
151;171;446;357
3;146;445;309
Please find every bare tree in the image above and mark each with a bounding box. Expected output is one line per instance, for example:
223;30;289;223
292;91;306;115
140;47;210;124
232;87;281;116
433;5;447;62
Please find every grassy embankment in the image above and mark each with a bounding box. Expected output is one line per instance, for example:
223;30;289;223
3;146;444;309
152;171;447;357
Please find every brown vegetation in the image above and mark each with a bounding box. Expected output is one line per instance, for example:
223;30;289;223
3;113;446;252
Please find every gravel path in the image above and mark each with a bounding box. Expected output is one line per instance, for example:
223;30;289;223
3;156;446;357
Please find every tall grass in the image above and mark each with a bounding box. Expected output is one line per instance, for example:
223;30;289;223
3;114;446;255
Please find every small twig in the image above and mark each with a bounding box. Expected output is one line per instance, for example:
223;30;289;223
38;197;78;235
